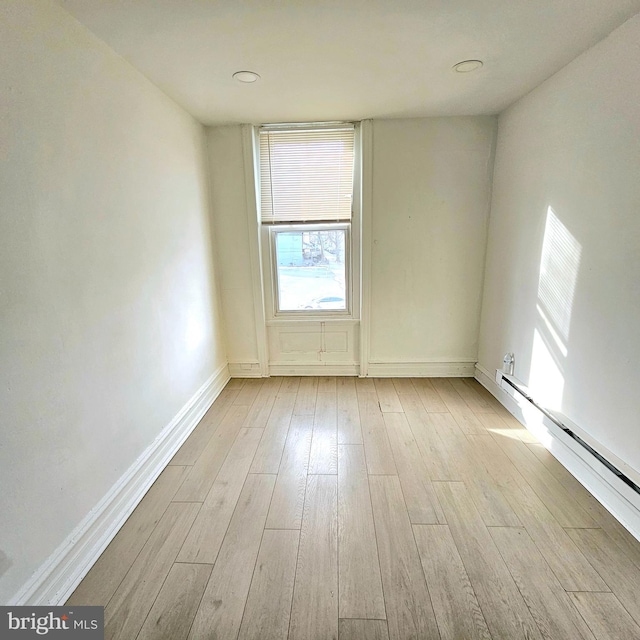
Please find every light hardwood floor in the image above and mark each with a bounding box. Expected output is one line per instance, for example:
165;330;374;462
68;377;640;640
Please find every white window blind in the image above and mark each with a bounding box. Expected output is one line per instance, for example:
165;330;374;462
259;125;355;223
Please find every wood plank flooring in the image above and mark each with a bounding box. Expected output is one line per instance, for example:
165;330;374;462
68;377;640;640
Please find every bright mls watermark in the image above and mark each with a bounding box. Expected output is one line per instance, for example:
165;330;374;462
1;607;103;639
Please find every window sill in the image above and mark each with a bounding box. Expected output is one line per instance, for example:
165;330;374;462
266;316;360;326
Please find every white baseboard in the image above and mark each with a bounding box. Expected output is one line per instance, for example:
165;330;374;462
474;364;640;542
256;360;477;377
268;363;360;376
10;363;230;606
229;362;264;378
474;363;507;398
366;360;476;377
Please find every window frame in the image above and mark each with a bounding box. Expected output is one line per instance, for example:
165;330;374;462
268;222;352;318
256;122;361;323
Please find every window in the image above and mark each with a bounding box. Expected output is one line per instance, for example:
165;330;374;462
272;225;349;311
259;124;355;315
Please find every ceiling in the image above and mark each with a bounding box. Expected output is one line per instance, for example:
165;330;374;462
57;0;640;125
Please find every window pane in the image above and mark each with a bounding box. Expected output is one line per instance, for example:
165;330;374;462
275;229;347;311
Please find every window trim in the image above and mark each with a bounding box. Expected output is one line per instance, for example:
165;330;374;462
267;222;352;318
256;122;361;323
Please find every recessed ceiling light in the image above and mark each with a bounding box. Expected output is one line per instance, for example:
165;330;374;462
452;59;483;73
233;70;261;83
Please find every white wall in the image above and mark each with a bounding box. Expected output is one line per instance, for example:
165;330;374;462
207;127;259;369
208;118;496;375
478;14;640;473
0;0;226;603
369;118;496;370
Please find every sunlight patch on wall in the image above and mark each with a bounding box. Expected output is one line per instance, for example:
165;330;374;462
528;207;582;412
529;329;566;410
537;207;582;340
536;302;568;357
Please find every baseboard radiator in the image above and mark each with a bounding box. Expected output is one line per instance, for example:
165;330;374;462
497;371;640;496
491;369;640;540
